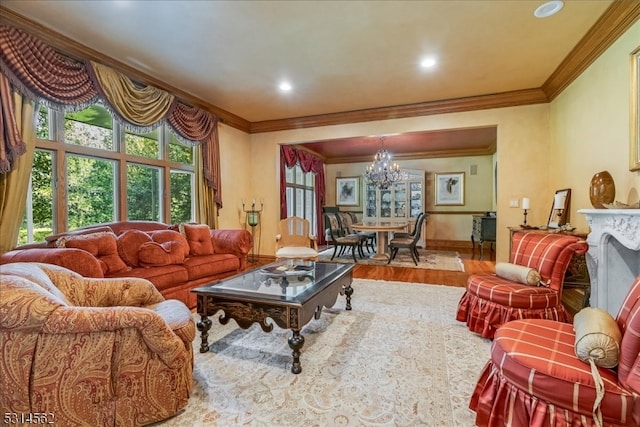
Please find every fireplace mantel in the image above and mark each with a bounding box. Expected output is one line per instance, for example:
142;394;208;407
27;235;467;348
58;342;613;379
578;209;640;315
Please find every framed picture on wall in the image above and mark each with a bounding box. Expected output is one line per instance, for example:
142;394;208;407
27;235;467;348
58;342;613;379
336;176;360;206
434;172;465;206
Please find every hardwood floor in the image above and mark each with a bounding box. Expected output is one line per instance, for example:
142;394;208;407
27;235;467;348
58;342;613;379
351;247;495;287
251;246;495;288
251;247;582;316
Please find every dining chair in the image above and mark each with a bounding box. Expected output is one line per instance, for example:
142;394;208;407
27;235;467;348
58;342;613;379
387;213;427;265
275;216;318;261
323;212;365;263
392;211;426;240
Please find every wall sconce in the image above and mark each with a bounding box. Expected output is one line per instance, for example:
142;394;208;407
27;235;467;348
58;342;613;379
521;197;530;225
242;198;263;263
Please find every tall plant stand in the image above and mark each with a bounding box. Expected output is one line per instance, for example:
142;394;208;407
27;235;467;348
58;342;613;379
243;200;263;263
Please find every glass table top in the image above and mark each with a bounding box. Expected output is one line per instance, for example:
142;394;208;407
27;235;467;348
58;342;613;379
192;261;353;303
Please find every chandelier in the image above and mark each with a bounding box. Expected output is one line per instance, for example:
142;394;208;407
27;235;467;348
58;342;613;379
364;137;407;190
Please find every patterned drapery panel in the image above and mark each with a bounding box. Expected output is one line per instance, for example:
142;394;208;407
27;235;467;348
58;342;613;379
0;25;98;110
0;74;26;173
0;24;222;209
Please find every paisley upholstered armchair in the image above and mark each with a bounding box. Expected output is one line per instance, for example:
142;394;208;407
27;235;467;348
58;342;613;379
0;262;195;426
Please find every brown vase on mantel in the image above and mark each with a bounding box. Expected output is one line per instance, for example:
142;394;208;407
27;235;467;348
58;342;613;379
589;171;615;208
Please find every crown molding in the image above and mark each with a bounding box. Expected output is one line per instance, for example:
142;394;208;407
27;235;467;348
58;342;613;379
325;146;496;165
250;89;549;133
2;2;636;134
542;0;640;100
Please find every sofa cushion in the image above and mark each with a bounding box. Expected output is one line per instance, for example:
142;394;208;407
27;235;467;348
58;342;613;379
138;241;186;267
117;229;153;267
45;225;113;247
58;231;129;275
179;224;214;256
148;230;190;258
109;265;189;292
183;254;239;281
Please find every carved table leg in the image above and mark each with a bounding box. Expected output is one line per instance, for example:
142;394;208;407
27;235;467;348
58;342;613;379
343;283;353;310
288;330;305;374
197;315;212;353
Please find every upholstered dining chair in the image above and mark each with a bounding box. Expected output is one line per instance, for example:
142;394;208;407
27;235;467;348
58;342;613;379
456;231;588;339
324;212;365;263
470;275;640;427
339;211;374;253
392;211;426;240
387;213;427;265
275;216;318;261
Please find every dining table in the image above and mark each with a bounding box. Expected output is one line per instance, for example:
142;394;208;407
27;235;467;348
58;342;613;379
352;220;409;260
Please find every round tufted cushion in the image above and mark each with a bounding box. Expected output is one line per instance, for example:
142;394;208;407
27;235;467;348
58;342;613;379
117;229;153;267
138;241;186;267
148;229;190;258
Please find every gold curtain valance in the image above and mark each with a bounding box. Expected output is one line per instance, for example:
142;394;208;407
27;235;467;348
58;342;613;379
90;61;174;127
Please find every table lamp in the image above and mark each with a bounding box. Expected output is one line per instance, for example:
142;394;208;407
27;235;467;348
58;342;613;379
553;193;566;226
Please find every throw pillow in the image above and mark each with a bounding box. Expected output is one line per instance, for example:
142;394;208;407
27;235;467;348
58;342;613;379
495;262;541;286
574;307;622;368
138;241;186;267
179;223;214;256
59;231;129;275
117;229;153;267
148;229;190;258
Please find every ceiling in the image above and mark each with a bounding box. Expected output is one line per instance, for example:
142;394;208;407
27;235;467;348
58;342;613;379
1;0;630;162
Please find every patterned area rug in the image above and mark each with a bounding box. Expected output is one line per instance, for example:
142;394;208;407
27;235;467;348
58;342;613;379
157;279;490;426
317;247;465;272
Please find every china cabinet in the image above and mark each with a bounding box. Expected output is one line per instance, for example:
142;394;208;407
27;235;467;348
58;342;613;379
363;169;425;244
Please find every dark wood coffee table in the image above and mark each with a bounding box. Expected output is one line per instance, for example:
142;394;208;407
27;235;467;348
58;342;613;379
191;261;354;374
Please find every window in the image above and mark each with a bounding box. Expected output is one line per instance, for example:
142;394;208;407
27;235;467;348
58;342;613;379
126;163;161;221
285;164;316;232
19;104;196;244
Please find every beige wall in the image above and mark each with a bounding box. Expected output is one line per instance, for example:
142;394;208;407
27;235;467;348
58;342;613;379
550;20;640;233
216;123;252;229
216;22;639;263
238;105;549;262
325;155;495;242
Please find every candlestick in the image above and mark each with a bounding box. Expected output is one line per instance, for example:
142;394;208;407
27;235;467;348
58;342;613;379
242;198;264;263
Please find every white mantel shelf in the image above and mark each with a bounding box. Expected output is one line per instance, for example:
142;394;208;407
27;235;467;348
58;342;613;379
578;209;640;315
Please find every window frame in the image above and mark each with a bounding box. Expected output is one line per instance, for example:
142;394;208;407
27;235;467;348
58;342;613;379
285;164;317;233
20;104;197;244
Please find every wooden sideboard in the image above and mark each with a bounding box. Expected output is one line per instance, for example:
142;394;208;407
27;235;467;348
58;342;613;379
471;214;496;259
508;227;590;315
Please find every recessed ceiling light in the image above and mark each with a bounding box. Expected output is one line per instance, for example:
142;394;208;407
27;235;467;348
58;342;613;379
279;81;292;92
534;1;564;18
420;57;437;69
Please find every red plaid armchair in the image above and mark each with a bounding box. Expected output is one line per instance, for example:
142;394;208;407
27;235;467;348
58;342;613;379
470;275;640;426
456;231;588;339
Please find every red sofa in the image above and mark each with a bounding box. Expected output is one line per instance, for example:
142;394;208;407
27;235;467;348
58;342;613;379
0;221;252;309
